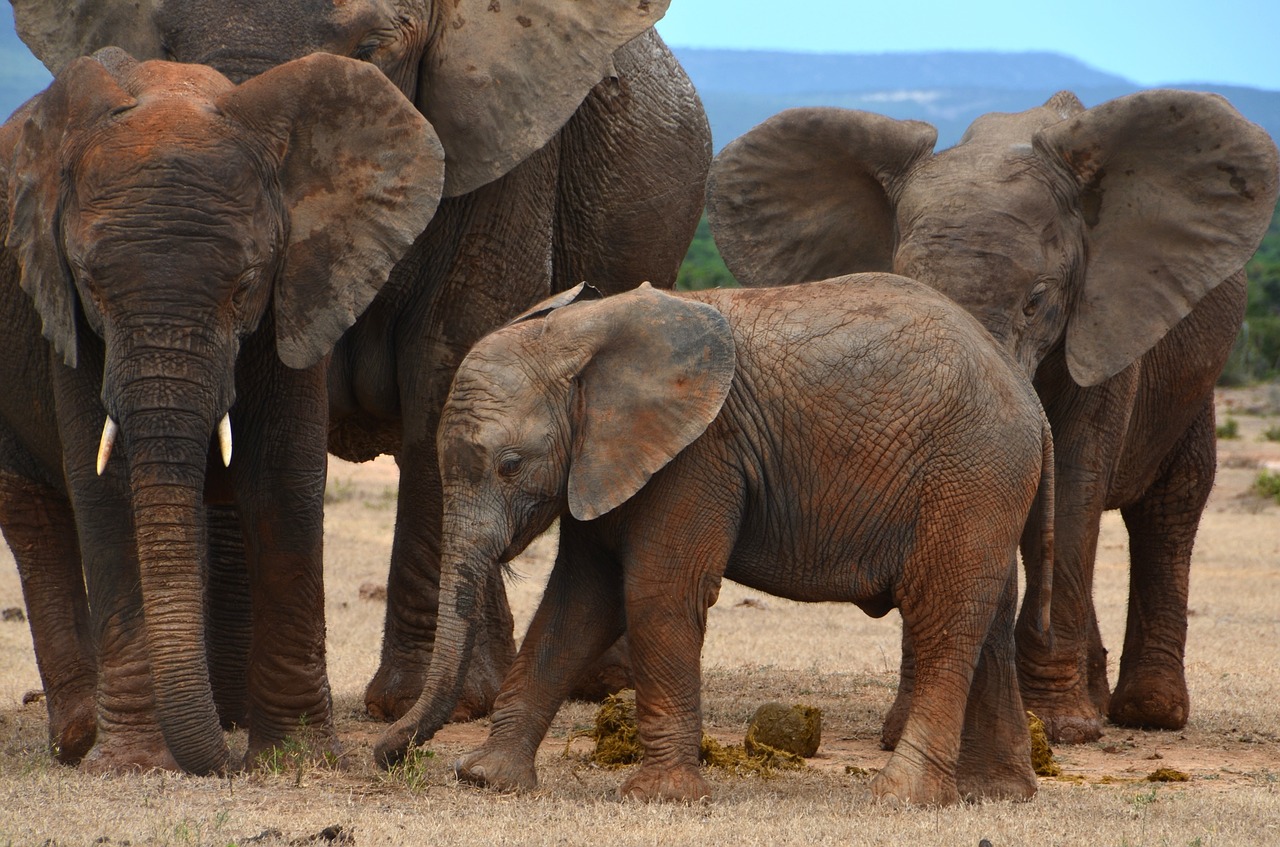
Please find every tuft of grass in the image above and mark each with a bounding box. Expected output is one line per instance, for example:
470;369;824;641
1263;423;1280;442
1254;469;1280;503
379;746;436;794
1216;417;1240;439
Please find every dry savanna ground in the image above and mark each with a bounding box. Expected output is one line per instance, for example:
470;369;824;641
1;388;1278;846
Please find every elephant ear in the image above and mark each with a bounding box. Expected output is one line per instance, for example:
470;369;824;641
12;0;165;74
507;282;603;326
545;284;736;521
707;107;937;287
422;0;669;198
217;53;446;370
1035;89;1280;387
4;56;137;368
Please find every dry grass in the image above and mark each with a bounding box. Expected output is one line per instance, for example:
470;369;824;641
0;388;1278;845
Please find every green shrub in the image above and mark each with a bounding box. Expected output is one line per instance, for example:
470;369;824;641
676;215;738;291
1255;469;1280;503
1216;417;1240;439
1263;424;1280;442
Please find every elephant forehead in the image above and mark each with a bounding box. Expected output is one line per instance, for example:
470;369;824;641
124;60;234;99
156;0;405;74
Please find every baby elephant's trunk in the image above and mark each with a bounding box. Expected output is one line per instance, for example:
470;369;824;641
373;550;484;768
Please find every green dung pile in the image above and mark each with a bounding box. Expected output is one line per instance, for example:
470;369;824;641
576;690;816;777
1027;711;1062;777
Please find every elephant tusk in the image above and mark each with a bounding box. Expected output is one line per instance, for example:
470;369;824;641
217;414;233;467
96;417;118;476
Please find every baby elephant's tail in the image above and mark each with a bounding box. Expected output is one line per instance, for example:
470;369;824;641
1032;416;1055;639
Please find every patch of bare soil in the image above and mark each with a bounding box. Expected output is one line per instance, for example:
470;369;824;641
0;387;1277;845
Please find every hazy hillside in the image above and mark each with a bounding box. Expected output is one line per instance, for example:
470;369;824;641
672;48;1280;150
0;20;48;119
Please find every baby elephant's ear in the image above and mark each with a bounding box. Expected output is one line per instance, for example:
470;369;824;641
551;284;737;521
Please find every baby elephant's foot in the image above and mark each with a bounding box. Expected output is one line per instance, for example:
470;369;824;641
871;750;959;807
454;747;537;792
619;763;711;803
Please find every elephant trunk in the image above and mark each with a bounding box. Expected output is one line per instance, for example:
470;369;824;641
374;532;490;769
111;347;234;774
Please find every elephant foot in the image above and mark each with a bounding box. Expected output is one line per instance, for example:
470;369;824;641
567;640;634;702
870;747;958;807
1019;669;1103;743
365;653;507;723
1108;668;1188;731
619;762;711;803
364;662;425;722
46;695;97;765
80;728;181;774
454;746;537;792
1030;710;1103;745
244;724;342;772
956;759;1037;803
879;692;910;751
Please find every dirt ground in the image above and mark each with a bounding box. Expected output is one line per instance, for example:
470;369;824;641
0;387;1277;846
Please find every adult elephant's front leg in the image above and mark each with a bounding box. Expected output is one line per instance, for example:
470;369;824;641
365;146;558;722
1015;361;1135;744
231;339;335;765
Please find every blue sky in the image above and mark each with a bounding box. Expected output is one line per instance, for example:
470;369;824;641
656;0;1280;90
1;2;1277;92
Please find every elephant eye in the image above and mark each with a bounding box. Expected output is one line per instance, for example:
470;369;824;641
497;453;523;478
1023;281;1050;317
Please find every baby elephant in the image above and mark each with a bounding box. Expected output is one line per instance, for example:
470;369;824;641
377;275;1054;806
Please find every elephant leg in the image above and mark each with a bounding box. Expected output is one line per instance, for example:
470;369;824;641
880;624;915;751
206;504;251;731
0;469;96;763
455;528;626;793
956;565;1037;802
615;522;737;804
365;144;558;722
1108;397;1214;730
231;344;335;767
873;543;1008;806
1016;367;1135;744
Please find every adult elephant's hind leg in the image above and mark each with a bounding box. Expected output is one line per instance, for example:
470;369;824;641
1109;398;1214;730
956;565;1036;802
0;470;97;763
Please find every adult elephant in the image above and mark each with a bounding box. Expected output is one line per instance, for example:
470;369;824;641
706;91;1279;743
13;0;710;722
0;49;443;772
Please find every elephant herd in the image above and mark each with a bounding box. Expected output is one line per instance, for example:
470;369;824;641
0;0;1276;808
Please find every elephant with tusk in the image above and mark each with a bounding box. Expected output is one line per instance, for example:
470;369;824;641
0;48;445;772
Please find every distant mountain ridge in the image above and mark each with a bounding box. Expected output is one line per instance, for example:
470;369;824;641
671;47;1280;150
676;48;1133;94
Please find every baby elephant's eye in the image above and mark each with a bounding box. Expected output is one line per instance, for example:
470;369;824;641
497;454;523;478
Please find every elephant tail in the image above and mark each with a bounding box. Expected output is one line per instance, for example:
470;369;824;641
1033;415;1055;640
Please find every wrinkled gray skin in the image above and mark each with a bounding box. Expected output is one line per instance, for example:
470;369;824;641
0;50;443;772
375;278;1055;806
706;90;1280;743
13;0;710;728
